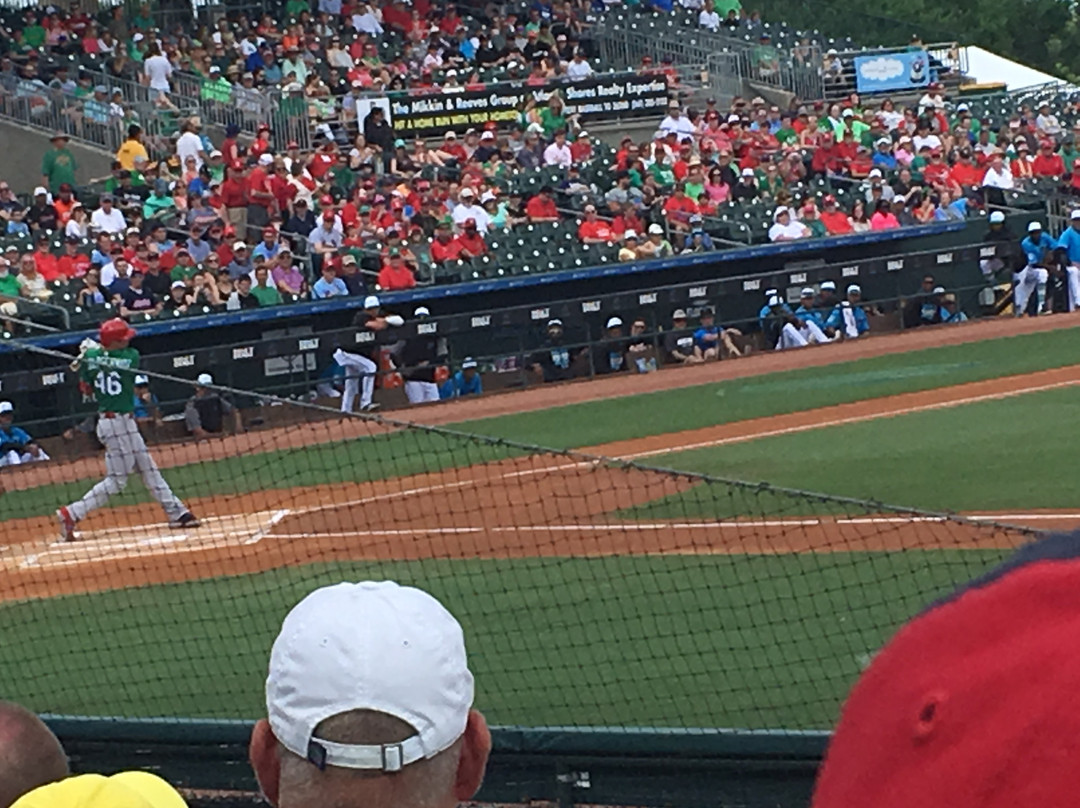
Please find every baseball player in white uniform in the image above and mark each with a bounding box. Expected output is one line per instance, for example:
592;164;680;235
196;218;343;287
334;295;404;413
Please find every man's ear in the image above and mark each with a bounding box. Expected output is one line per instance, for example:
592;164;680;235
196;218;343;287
249;719;282;807
454;709;492;801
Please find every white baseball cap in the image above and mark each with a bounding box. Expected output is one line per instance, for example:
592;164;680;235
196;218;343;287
821;280;837;291
671;309;687;319
135;375;150;385
33;186;47;196
868;168;883;178
1028;221;1043;232
989;211;1006;223
624;229;638;239
233;240;248;251
461;357;477;369
606;316;623;329
848;284;862;295
196;373;213;385
414;306;430;317
258;153;274;166
648;223;664;235
741;167;755;177
800;287;815;297
266;581;473;772
171;280;186;289
0;401;12;414
767;294;782;307
364;295;381;309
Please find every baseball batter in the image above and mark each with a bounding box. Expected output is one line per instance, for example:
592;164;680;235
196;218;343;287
56;318;198;542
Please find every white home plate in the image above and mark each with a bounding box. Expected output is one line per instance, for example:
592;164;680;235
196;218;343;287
13;509;290;570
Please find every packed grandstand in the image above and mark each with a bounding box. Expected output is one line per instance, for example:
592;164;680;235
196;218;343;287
0;0;1070;340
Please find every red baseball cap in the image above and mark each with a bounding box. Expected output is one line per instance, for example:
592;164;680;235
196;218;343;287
813;531;1080;808
322;210;335;222
320;195;334;206
263;226;276;237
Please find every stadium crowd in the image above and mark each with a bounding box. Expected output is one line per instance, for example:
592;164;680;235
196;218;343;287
0;81;1062;330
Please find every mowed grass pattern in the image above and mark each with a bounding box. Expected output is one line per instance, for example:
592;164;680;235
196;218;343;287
628;386;1080;519
0;551;1010;729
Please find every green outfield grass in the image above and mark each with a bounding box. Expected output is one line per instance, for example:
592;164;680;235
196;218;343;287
0;551;1009;729
4;326;1080;521
628;386;1080;518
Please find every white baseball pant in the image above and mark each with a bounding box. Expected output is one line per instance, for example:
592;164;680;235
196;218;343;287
774;321;831;350
334;349;377;412
67;413;186;522
1067;265;1080;311
1013;265;1048;315
404;380;441;404
0;448;50;466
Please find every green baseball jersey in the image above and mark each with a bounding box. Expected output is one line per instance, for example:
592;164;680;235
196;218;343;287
81;347;140;413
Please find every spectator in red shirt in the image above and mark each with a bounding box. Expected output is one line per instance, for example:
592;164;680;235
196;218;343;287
454;219;487;258
376;248;416;290
922;150;950;187
440;131;467;163
811;133;843;176
578;204;616;243
56;236;90;279
249;124;272;159
1032;141;1066;177
950;147;984;189
819;195;854;235
525;186;559;222
246;153;277;228
570;131;593;164
662;184;699;231
430;220;463;263
32;235;61;281
609;200;644;240
221;162;249;235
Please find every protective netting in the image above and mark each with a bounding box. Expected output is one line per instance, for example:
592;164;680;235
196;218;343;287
0;359;1032;732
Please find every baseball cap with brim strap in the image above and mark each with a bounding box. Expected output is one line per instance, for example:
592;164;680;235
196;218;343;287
12;772;187;808
267;581;473;771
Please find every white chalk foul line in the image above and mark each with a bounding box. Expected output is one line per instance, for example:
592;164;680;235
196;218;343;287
618;377;1080;460
244;509;292;546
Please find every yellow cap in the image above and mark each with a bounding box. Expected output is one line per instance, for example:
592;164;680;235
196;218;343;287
12;772;187;808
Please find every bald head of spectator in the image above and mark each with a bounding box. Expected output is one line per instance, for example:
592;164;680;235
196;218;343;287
0;701;68;808
249;581;491;808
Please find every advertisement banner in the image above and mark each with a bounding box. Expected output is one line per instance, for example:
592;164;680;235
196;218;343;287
853;49;930;94
385;72;671;137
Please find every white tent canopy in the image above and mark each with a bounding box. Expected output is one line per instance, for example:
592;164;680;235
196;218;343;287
966;45;1066;91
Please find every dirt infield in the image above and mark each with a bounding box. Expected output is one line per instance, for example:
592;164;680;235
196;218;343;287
4;350;1075;601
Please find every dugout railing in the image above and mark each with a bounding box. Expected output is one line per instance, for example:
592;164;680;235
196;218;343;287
0;236;1015;442
49;716;826;808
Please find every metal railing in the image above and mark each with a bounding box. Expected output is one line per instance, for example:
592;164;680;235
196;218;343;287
595;18;825;101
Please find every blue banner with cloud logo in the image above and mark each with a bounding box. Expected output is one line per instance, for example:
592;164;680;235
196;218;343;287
854;50;930;93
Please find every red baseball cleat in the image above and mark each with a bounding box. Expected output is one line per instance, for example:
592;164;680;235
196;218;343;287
56;507;77;543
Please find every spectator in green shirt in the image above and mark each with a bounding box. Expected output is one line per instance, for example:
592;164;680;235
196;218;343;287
143;180;176;219
285;0;310;15
800;203;827;238
200;67;233;104
0;261;21;298
775;114;798;146
251;266;282;306
41;133;77;194
131;3;155;31
21;16;45;49
539;94;570;140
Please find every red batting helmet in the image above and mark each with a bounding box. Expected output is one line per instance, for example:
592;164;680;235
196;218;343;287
99;317;136;348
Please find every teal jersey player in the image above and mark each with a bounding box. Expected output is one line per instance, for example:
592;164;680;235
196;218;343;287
57;318;198;541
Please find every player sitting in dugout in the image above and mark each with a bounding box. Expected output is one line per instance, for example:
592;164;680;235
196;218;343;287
184;373;244;439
